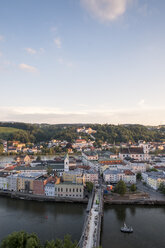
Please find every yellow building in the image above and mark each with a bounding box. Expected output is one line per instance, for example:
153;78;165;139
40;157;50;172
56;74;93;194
17;174;37;193
63;171;83;184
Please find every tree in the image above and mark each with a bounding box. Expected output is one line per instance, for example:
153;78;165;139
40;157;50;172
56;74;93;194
130;184;137;192
0;144;3;155
114;180;126;195
47;167;53;176
136;172;142;181
36;155;41;162
86;182;94;193
158;183;165;194
0;231;41;248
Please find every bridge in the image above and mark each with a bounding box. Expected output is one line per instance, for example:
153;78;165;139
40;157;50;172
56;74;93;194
78;183;104;248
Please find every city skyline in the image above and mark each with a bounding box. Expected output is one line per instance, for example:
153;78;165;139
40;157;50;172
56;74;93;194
0;0;165;125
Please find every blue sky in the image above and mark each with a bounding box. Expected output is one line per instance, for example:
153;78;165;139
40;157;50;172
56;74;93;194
0;0;165;125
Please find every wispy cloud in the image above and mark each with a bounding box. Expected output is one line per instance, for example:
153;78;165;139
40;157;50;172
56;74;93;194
0;105;165;125
54;37;61;48
25;47;37;55
58;57;74;68
50;26;58;33
19;63;38;73
81;0;133;22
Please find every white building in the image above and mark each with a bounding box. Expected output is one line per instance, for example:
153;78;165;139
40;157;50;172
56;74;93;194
119;147;150;161
142;171;165;190
45;183;55;196
103;169;124;183
0;174;8;190
7;174;18;191
103;169;136;184
128;163;147;174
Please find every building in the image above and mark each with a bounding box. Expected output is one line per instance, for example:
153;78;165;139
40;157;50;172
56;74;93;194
63;169;83;184
119;147;149;161
45;183;55;197
142;171;165;190
17;173;41;193
33;175;51;195
128;163;147;174
7;174;18;191
82;151;98;166
0;173;8;190
103;169;136;184
55;183;84;199
123;170;136;184
15;155;32;165
83;169;98;184
103;169;124;184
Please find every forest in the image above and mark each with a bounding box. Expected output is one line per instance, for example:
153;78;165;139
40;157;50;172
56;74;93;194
0;122;165;144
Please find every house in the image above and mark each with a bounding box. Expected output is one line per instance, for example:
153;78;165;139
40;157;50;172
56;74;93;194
15;155;32;165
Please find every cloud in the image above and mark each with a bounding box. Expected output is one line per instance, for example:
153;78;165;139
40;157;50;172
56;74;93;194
58;57;74;68
19;63;38;73
0;105;165;125
54;38;61;48
50;26;57;33
0;51;2;56
81;0;133;21
25;48;37;55
0;35;4;41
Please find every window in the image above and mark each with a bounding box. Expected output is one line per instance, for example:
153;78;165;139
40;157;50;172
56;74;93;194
66;188;68;192
73;188;75;192
80;189;81;192
76;188;78;192
61;188;63;192
69;188;71;192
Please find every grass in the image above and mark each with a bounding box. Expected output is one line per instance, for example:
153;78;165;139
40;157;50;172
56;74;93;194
0;127;20;134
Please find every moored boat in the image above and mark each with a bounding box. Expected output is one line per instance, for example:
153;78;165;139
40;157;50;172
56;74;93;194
120;223;133;233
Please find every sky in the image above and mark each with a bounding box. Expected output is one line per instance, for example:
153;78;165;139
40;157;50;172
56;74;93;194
0;0;165;125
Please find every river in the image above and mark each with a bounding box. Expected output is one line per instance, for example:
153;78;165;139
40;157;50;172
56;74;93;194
0;196;165;247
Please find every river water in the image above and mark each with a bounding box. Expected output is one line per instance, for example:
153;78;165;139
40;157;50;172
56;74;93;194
0;196;165;247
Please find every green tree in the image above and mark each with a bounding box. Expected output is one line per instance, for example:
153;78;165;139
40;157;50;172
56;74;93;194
158;183;165;194
86;182;94;193
0;231;41;248
130;184;137;192
114;180;127;195
47;167;53;176
0;144;3;155
36;155;41;162
136;172;142;181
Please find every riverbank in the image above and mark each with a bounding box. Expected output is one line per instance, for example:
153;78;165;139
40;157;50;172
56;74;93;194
104;198;165;205
0;190;88;204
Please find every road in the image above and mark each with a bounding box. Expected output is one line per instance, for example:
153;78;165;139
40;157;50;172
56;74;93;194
137;181;165;200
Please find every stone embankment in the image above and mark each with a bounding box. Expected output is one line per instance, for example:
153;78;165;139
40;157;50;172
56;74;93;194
0;190;88;203
104;192;165;206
